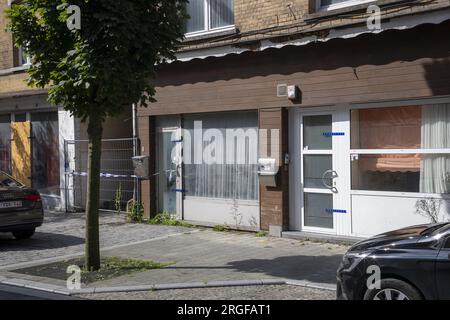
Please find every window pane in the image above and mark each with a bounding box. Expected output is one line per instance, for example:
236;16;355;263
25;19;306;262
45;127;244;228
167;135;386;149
210;0;234;29
18;46;29;66
304;193;333;229
303;115;332;150
351;104;450;149
304;155;332;189
320;0;372;7
156;131;177;214
31;112;60;196
420;154;450;194
186;0;205;33
14;113;27;122
351;154;450;194
183;112;258;200
445;237;450;249
0;115;11;174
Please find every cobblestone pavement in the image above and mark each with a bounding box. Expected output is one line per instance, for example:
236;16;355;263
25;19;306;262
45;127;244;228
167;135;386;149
0;211;191;267
93;230;348;288
80;285;335;300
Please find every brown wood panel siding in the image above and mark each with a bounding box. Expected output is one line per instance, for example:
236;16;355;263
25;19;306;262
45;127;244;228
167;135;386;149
259;108;289;231
138;22;450;116
138;116;156;219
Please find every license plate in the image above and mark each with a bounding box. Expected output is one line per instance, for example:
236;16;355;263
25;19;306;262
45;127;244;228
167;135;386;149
0;201;22;209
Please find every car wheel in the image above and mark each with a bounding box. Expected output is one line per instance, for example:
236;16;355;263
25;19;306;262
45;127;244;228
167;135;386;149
12;228;35;240
364;278;422;300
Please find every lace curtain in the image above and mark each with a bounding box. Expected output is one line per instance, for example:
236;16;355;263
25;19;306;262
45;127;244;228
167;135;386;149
183;112;259;201
420;103;450;194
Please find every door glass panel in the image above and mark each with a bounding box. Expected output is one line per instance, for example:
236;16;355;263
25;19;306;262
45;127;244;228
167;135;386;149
31;112;60;196
304;193;333;229
303;115;332;150
304;155;332;189
157;131;177;214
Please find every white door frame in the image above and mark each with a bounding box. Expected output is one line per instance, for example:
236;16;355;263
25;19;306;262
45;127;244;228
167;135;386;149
156;124;183;219
290;106;352;236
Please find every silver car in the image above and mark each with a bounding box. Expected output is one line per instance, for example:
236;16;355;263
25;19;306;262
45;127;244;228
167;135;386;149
0;171;44;240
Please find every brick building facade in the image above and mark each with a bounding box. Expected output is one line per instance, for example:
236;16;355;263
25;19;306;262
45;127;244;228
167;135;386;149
2;1;450;238
138;0;450;238
0;1;134;211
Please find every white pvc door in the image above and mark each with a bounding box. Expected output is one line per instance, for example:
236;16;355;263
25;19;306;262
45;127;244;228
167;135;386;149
300;111;350;234
156;126;183;219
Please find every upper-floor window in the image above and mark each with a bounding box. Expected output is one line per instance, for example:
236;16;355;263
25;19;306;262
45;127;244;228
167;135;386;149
13;45;31;68
185;0;234;36
17;46;31;67
317;0;375;11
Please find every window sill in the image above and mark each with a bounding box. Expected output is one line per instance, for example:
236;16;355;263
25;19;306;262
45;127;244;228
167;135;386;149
304;0;409;22
183;25;238;43
0;64;30;77
351;189;450;199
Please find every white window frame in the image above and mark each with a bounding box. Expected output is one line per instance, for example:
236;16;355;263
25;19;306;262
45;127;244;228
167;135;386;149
185;0;235;38
349;103;450;197
316;0;376;12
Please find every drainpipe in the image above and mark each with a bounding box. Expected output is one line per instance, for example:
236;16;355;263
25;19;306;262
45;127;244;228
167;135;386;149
132;103;140;205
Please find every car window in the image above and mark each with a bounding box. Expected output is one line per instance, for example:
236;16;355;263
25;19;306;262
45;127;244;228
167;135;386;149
0;172;21;187
444;237;450;249
431;223;450;237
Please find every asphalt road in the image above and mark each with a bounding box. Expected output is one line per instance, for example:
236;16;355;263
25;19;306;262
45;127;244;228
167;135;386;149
0;284;77;300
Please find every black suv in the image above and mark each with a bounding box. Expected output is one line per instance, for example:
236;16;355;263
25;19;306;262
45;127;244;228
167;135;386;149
337;223;450;300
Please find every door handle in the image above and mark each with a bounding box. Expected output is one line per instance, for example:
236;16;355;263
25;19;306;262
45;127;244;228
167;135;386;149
322;170;338;189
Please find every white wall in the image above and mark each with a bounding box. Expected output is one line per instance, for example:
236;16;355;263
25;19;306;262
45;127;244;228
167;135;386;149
351;193;449;237
184;197;260;230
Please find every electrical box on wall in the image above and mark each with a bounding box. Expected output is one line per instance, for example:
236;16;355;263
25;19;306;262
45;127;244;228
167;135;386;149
277;84;299;101
287;85;298;100
132;155;150;179
258;158;279;187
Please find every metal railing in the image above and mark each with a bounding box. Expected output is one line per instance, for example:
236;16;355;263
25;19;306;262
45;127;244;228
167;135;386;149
63;138;138;212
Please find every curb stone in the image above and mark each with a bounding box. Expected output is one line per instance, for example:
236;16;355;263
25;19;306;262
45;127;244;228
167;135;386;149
285;280;336;291
0;276;336;296
70;279;288;295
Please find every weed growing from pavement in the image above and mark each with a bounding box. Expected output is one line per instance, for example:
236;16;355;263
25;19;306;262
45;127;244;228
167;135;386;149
255;231;268;237
127;201;144;223
212;224;228;232
148;213;193;227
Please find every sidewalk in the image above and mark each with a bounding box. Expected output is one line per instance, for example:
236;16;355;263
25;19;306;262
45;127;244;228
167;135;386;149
0;211;191;268
1;228;348;295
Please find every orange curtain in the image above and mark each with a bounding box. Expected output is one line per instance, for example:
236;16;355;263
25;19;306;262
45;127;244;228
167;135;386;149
357;106;422;172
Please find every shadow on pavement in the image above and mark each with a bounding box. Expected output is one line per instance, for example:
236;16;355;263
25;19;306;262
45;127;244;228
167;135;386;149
0;232;84;251
226;254;343;284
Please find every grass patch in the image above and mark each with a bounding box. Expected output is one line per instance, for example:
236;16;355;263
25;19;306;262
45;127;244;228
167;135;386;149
255;230;268;237
212;224;228;232
148;213;192;227
12;256;173;285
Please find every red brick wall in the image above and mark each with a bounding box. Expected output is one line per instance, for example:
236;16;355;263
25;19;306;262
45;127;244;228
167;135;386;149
259;107;289;230
0;1;14;70
137;115;157;219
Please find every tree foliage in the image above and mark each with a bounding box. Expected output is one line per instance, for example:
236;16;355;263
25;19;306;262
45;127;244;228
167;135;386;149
7;0;187;121
7;0;187;270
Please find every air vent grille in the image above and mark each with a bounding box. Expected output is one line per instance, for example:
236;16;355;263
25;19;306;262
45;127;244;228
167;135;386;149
277;84;288;97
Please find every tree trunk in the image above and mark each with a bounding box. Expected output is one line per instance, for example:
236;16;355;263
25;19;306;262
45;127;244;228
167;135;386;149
85;113;103;271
